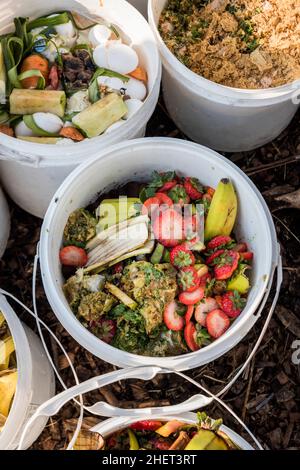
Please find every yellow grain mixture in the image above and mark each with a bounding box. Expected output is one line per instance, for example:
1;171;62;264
159;0;300;89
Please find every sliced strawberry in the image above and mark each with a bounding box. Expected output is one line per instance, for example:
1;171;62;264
206;249;225;265
96;318;116;344
179;287;205;305
184;214;202;241
232;242;248;253
170;244;195;268
220;290;246;318
241;251;254;261
168;184;190;207
153;208;183;247
183;177;204;200
164;301;185;331
49;65;59;89
185;305;194;323
155;192;173;206
178;266;200;292
206;309;230;339
194;298;219;327
213;250;239;280
158;180;177;192
142;196;160;216
130;420;162;431
184;322;200;351
207;235;233;251
59;246;87;267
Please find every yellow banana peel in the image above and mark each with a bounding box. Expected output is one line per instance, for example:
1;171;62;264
0;369;18;417
0;336;15;371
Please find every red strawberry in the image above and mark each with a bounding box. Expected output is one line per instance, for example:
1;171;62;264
130;420;162;431
194;297;219;327
213;250;239;280
206;249;225;265
59;246;87;267
183;177;204;200
206;309;230;339
178;266;200;292
153;208;183;247
207;235;233;251
179;286;205;305
184;214;202;241
155;192;173;206
158;180;177;192
220;291;246;318
96;318;116;344
142;196;160;216
168;184;190;207
170;244;195;268
199;272;212;287
241;251;254;261
164;301;185;331
185;305;194;323
232;242;248;253
184;322;200;351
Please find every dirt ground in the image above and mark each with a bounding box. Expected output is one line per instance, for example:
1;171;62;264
0;96;299;450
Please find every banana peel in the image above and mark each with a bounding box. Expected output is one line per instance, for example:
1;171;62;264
0;368;18;417
227;265;250;294
204;178;237;241
0;312;5;328
0;336;15;371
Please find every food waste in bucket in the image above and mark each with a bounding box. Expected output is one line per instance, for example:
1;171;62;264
39;138;282;370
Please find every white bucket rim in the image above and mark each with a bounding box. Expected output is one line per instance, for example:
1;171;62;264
148;0;300;104
40;137;278;370
0;295;33;449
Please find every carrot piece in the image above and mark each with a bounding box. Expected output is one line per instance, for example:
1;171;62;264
0;125;14;137
20;55;49;89
59;127;85;142
129;66;147;82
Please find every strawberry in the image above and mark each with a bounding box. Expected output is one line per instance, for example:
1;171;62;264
184;214;202;241
206;249;225;265
158;180;177;192
241;251;254;261
194;297;218;327
183;177;204;200
153;208;183;247
184;322;200;351
179;286;205;305
178;266;200;292
142;196;160;216
168;184;190;207
199;272;212;287
207;235;233;251
170;244;195;268
59;246;87;267
164;301;185;331
206;309;230;339
96;318;116;344
155;192;173;206
130;420;162;431
232;242;248;253
220;290;246;318
185;305;194;323
211;250;239;280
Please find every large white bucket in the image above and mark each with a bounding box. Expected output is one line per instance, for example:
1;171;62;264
0;187;10;259
0;295;55;450
0;0;161;218
39;137;280;371
148;0;300;153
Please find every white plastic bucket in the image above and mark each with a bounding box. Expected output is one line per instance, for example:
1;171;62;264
0;0;161;218
0;187;10;259
39;137;280;371
128;0;148;17
0;295;55;450
148;0;300;152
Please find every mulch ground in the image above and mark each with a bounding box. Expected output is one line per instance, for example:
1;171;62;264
0;96;299;450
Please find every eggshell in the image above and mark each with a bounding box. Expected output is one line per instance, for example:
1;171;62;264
125;77;147;100
93;44;109;69
88;25;112;47
107;43;139;75
97;76;125;90
123;99;143;119
14;120;35;137
33;113;63;134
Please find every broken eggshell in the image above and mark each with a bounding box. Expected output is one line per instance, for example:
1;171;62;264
125;77;147;100
88;24;112;47
93;42;139;75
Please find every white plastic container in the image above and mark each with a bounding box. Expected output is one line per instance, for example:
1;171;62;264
0;0;161;218
19;366;257;450
128;0;148;17
0;187;10;259
148;0;300;152
39;137;281;371
0;295;55;450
